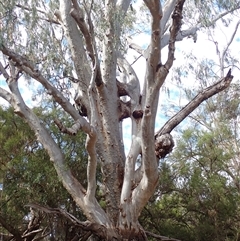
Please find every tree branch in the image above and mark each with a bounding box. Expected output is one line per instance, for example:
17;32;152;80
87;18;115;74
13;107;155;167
161;0;178;35
127;37;145;57
119;136;141;228
71;0;103;87
70;2;94;62
85;65;98;201
22;229;43;238
204;3;240;28
0;58;109;225
116;0;132;15
161;4;240;49
85;128;97;202
164;0;185;71
0;87;12;103
101;1;117;88
117;56;140;105
3;71;88;210
161;26;198;49
156;69;233;136
0;45;93;134
220;20;240;75
146;230;181;241
143;0;162;84
15;4;60;24
127;1;164;219
26;203;109;240
0;61;10;80
58;0;91;112
0;214;22;241
1;45;35;71
54;119;83;135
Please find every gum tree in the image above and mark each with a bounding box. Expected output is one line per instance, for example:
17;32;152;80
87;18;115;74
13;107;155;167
0;0;239;240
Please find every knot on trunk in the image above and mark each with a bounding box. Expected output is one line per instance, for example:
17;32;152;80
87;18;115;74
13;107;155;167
155;133;174;159
132;110;143;119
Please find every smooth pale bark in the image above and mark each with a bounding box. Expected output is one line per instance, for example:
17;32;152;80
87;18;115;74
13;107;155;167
0;0;237;239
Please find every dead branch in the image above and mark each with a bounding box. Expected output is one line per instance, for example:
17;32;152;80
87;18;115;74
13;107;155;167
26;203;107;239
146;230;181;241
220;20;240;75
54;119;82;135
156;68;233;137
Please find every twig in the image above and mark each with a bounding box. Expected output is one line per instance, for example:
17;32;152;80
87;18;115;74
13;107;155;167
146;231;181;241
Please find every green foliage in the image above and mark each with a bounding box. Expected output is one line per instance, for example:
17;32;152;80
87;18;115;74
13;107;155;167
0;106;88;237
141;84;240;240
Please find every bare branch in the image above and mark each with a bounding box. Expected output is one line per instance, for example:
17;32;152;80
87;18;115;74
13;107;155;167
32;230;51;241
101;1;118;88
84;64;98;201
117;56;140;105
127;37;145;57
1;45;35;71
54;119;83;135
165;0;185;71
143;0;162;84
161;4;240;49
0;45;94;134
85;128;97;201
156;69;233;136
0;87;12;103
118;99;131;121
120;136;141;228
0;61;10;79
22;229;43;238
70;1;95;63
26;203;110;240
146;230;181;241
204;4;240;28
71;0;103;87
161;0;178;35
19;66;91;132
58;0;91;101
220;20;240;75
0;58;107;224
161;26;198;49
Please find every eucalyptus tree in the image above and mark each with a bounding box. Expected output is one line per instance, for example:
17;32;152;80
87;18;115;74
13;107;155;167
0;0;239;240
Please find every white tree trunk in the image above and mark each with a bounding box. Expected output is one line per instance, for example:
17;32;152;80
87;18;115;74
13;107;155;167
0;0;237;239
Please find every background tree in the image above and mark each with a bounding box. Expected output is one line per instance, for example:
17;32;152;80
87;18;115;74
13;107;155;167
139;79;240;240
0;106;89;240
0;0;239;240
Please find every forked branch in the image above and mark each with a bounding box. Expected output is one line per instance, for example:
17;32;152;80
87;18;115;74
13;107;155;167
0;45;93;134
71;0;103;87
